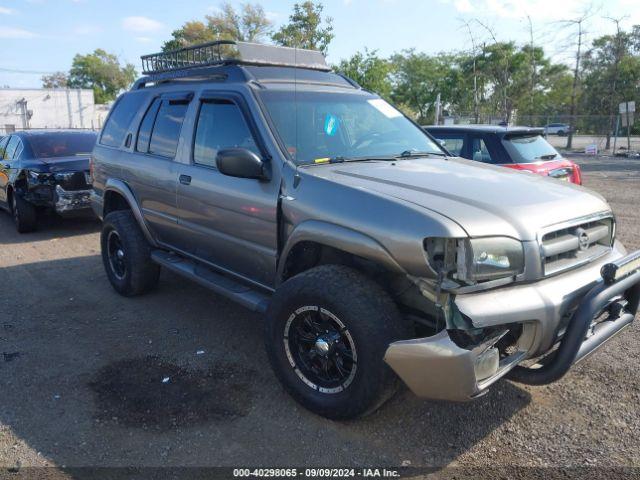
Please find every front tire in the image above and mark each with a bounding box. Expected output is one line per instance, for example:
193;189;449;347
265;265;412;419
101;210;160;296
12;192;37;233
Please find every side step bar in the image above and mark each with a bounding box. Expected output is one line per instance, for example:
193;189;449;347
151;250;271;313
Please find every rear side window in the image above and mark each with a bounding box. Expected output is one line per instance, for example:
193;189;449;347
148;100;188;158
136;98;161;153
100;93;147;148
4;136;20;159
193;100;259;168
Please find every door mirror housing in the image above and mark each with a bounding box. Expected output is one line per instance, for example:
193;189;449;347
216;148;267;180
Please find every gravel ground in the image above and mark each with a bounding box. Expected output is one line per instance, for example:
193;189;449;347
0;154;638;476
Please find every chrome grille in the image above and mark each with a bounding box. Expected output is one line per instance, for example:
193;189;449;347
541;216;614;276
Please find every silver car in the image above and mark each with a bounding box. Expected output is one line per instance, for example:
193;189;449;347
90;42;640;419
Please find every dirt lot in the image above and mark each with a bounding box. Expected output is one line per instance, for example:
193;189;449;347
0;154;638;475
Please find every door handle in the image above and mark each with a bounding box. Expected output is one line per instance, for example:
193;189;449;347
179;174;191;185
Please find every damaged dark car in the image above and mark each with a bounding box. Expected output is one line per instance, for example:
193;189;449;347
0;130;97;232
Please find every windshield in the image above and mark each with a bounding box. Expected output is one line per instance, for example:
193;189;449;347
259;90;444;165
28;132;97;159
502;135;560;164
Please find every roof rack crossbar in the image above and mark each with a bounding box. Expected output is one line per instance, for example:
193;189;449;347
140;40;330;75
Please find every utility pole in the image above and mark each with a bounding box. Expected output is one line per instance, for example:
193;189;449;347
559;11;590;150
462;20;480;123
604;17;626;151
434;93;441;125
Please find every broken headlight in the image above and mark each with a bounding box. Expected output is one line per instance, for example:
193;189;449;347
457;237;524;282
425;237;524;285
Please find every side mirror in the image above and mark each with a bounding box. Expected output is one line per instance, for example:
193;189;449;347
216;148;267;180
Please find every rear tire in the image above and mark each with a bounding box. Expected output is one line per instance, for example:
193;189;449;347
264;265;412;419
11;192;37;233
101;210;160;296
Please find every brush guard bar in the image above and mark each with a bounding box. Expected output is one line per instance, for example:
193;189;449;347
508;250;640;385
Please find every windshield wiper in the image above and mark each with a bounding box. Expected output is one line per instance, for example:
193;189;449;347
535;153;558;160
398;150;447;158
305;155;395;166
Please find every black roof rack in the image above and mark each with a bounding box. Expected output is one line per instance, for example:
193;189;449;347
140;40;330;75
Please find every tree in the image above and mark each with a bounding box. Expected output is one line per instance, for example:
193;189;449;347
68;49;136;104
272;1;334;54
390;50;466;123
581;23;640;144
41;72;68;89
163;2;272;51
335;49;394;98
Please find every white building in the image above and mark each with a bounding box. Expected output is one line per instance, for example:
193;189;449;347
0;88;109;135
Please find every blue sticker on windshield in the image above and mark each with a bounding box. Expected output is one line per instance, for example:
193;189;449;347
324;114;339;136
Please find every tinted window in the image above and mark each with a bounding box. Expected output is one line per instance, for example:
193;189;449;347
136;98;161;153
28;132;97;159
194;101;259;167
148;100;188;158
470;137;495;164
4;136;20;159
100;93;147;147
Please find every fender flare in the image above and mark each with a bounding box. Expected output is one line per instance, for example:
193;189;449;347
276;220;405;285
103;178;158;247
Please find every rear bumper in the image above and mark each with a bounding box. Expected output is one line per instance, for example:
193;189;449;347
384;246;640;401
54;185;93;214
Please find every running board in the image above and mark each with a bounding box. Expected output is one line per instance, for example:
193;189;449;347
151;250;270;313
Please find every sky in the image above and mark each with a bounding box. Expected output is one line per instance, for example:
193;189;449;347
0;0;639;89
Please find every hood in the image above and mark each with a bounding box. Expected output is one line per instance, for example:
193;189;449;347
301;157;610;241
25;155;90;173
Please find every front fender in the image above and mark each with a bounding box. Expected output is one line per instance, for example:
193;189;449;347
100;178;158;247
277;220;406;285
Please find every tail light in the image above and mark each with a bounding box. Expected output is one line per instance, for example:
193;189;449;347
572;163;582;185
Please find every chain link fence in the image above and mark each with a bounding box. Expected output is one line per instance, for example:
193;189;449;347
439;113;640;154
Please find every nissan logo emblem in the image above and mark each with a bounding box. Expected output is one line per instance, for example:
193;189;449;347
576;228;589;251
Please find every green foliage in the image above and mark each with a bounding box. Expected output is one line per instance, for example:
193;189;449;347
580;26;640;117
68;49;136;104
163;2;272;51
335;49;394;98
41;72;69;89
271;1;333;54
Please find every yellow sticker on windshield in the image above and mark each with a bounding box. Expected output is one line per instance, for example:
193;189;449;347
314;157;330;164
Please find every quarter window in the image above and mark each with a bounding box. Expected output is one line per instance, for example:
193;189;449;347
471;137;495;164
193;100;259;168
100;93;147;148
136;98;161;153
148;100;189;158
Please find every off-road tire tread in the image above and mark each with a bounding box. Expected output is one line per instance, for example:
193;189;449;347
101;210;160;296
265;265;413;420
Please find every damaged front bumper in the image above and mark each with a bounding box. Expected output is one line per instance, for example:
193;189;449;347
54;185;93;214
385;243;640;401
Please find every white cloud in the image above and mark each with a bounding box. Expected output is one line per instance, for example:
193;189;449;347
122;16;164;33
0;6;15;14
0;27;37;38
135;36;153;43
454;0;474;13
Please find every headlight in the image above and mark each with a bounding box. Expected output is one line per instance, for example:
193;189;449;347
457;237;524;282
